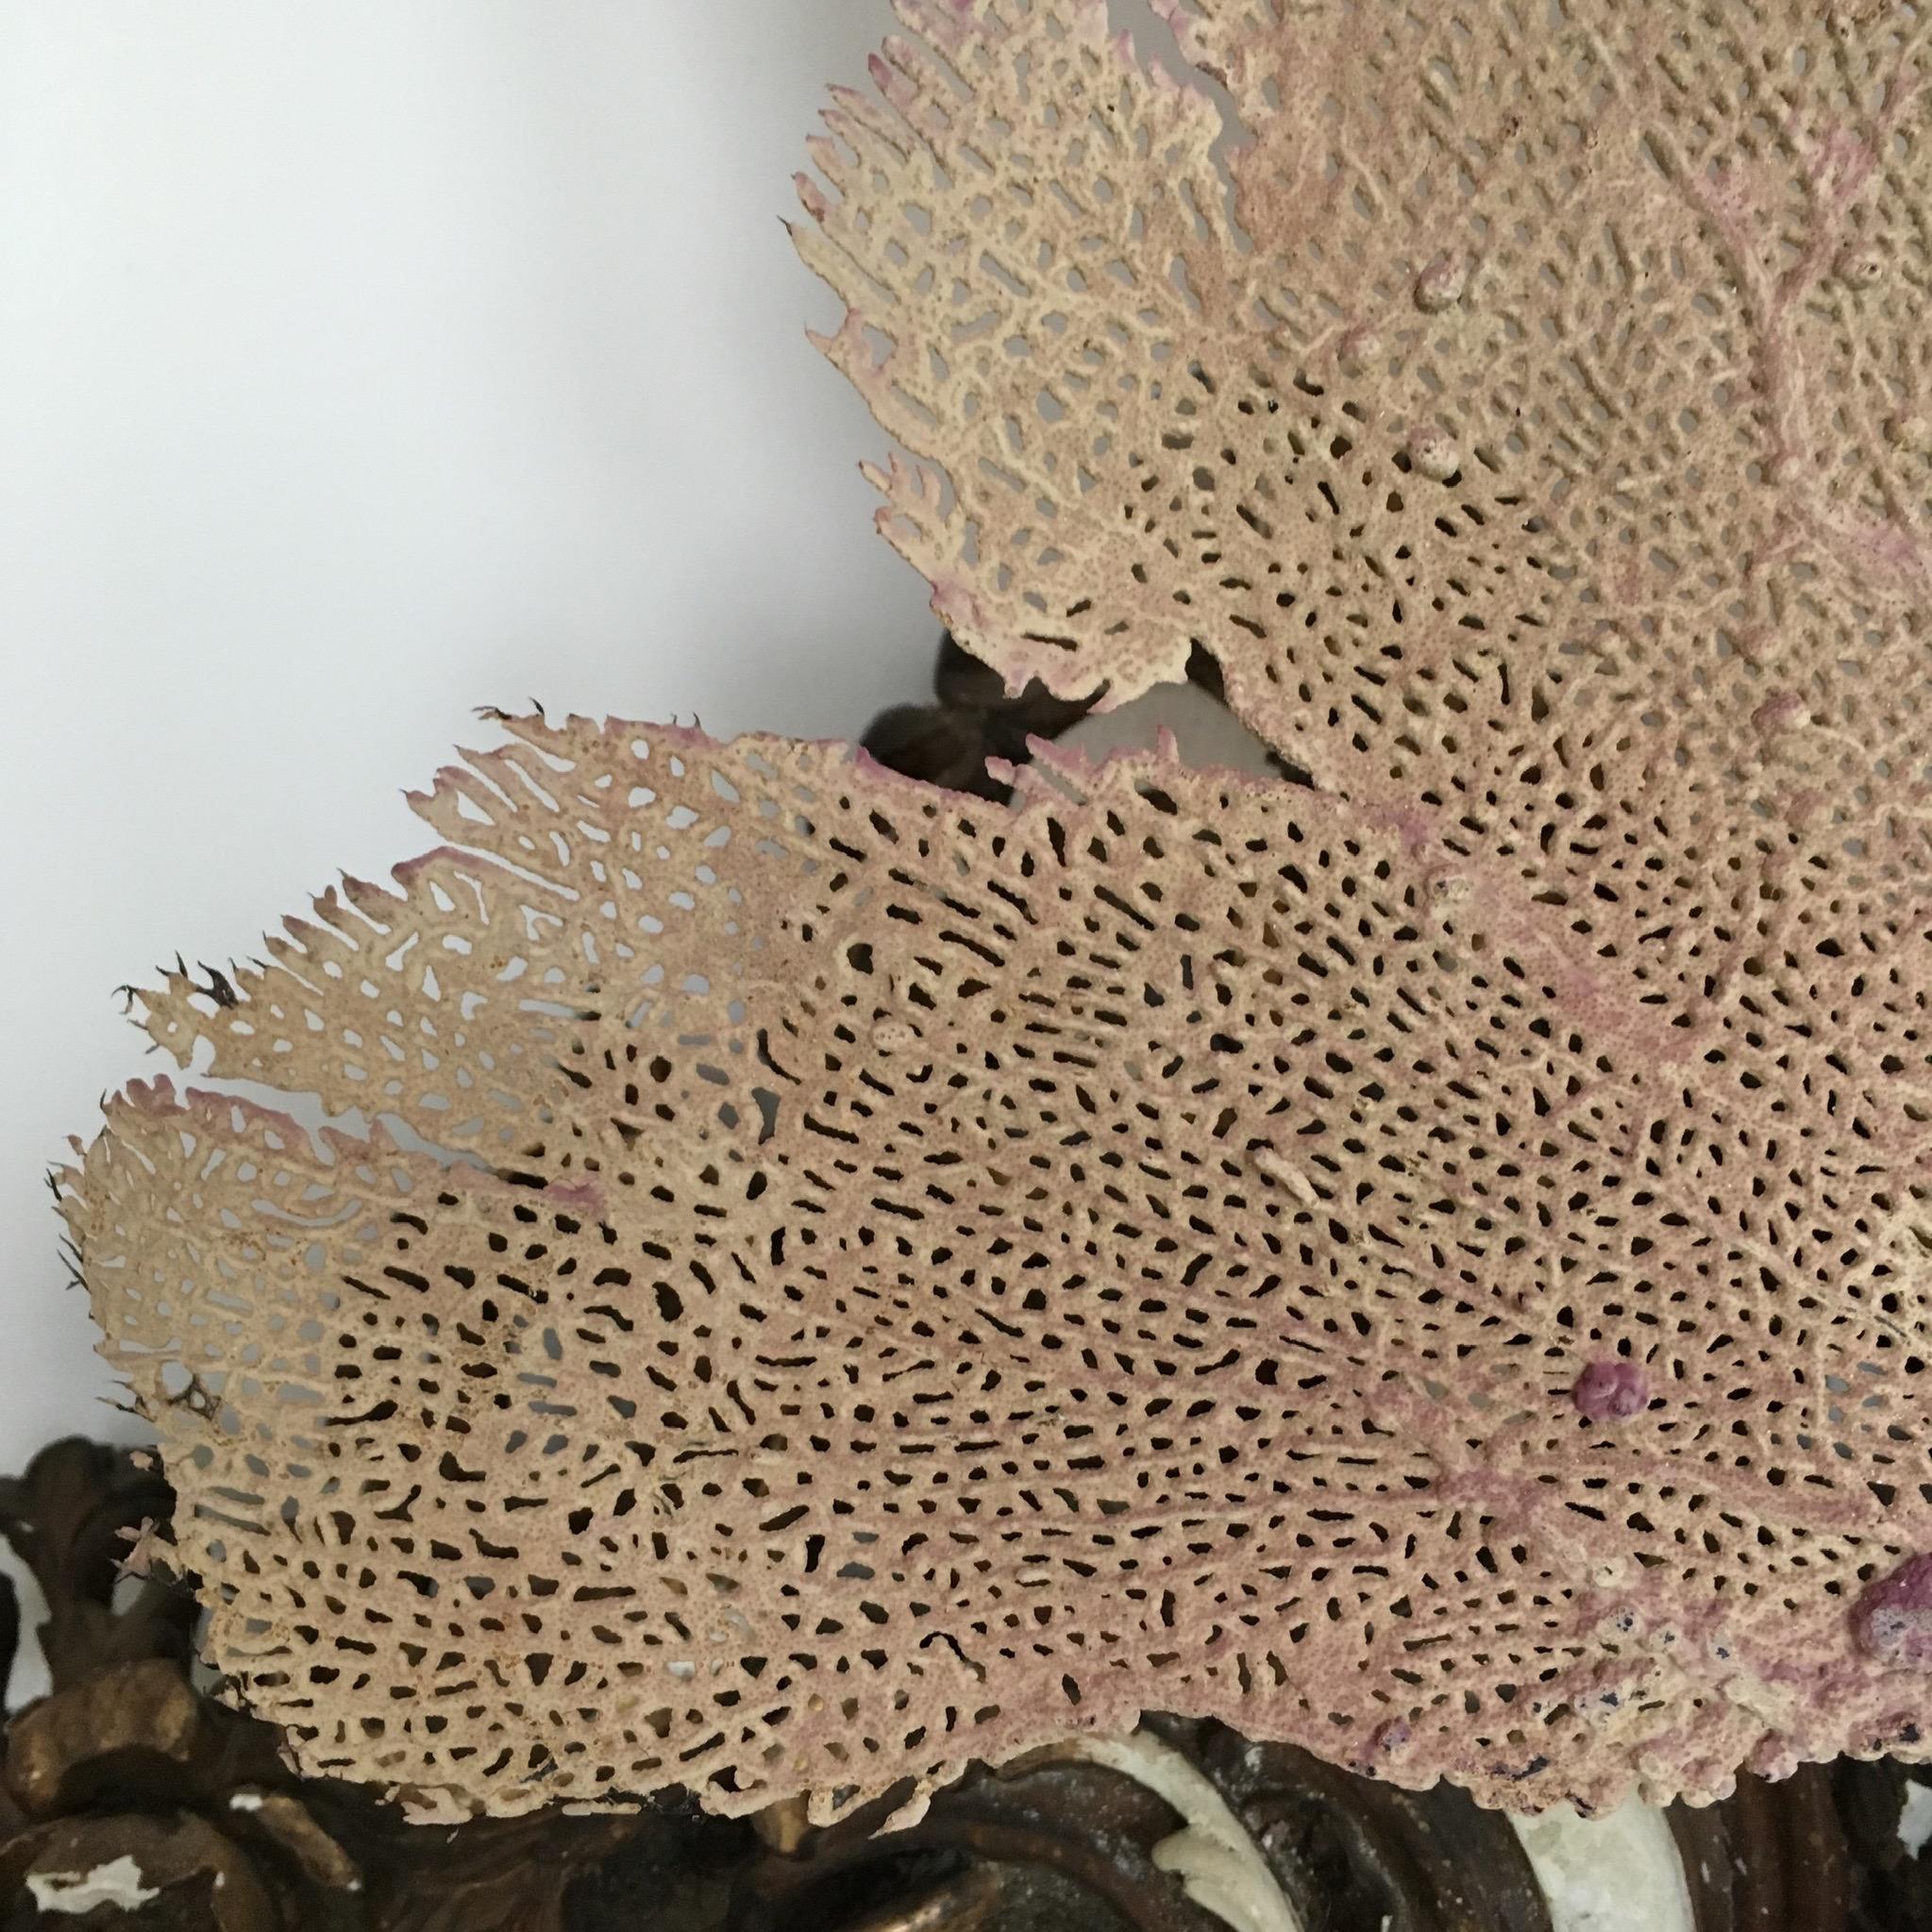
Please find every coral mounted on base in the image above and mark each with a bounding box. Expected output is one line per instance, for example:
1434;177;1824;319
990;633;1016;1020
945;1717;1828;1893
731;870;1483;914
27;0;1932;1921
12;637;1932;1925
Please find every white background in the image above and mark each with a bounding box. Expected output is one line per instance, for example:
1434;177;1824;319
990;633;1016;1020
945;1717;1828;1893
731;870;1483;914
0;5;952;1479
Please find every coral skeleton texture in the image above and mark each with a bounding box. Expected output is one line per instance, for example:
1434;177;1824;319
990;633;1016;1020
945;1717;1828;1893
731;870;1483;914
58;0;1932;1827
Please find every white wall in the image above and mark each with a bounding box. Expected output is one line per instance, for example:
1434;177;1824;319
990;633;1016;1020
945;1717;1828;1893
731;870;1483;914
0;4;947;1483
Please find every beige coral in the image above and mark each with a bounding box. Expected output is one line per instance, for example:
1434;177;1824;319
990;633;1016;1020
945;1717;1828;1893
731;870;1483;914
57;701;1932;1823
52;0;1932;1831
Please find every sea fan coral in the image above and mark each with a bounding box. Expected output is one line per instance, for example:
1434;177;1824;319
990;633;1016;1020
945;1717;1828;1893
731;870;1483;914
783;0;1932;1780
55;0;1932;1831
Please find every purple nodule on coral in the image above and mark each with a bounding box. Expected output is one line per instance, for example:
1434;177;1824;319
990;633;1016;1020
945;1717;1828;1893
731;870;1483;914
1854;1556;1932;1670
1571;1358;1648;1422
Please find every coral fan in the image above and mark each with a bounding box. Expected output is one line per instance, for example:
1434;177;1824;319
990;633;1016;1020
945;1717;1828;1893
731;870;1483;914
56;0;1932;1830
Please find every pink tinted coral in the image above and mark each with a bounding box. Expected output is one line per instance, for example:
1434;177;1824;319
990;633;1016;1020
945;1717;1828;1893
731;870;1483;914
1855;1558;1932;1671
1571;1361;1649;1425
57;0;1932;1830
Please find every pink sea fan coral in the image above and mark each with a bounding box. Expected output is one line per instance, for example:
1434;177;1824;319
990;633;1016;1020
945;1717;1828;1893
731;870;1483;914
55;0;1932;1828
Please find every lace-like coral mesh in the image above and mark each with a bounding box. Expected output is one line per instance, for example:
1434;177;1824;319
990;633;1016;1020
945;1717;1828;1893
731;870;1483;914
62;709;1932;1823
58;0;1932;1824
